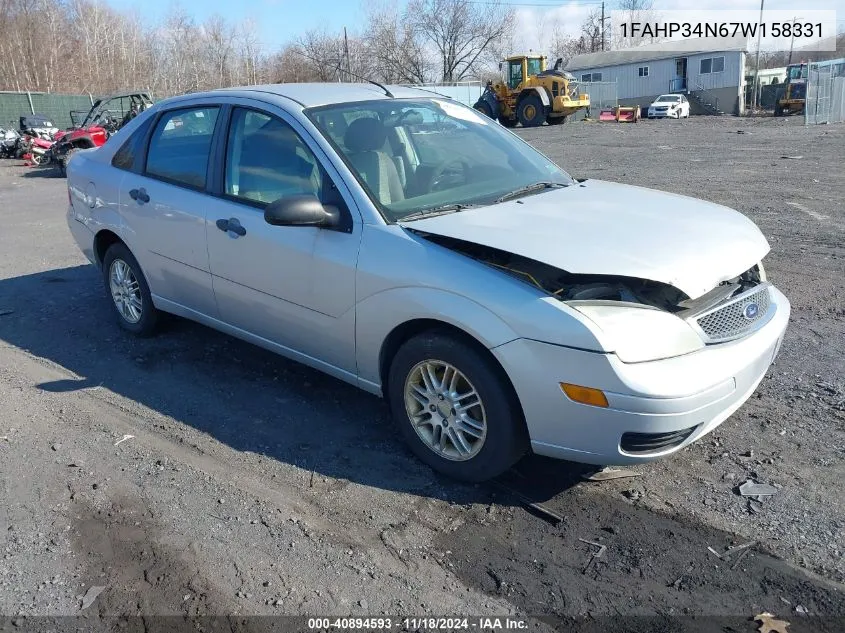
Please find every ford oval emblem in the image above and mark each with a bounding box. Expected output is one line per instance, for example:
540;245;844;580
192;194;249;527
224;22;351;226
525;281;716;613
743;303;759;320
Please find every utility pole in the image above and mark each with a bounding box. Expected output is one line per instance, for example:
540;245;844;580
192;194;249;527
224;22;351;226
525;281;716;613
343;27;351;82
752;0;765;111
787;16;800;65
601;2;606;51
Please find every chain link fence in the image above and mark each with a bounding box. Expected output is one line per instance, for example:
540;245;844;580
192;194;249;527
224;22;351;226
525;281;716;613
805;58;845;126
569;81;618;121
0;91;96;130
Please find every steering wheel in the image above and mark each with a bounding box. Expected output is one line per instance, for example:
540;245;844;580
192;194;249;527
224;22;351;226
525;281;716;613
429;158;470;193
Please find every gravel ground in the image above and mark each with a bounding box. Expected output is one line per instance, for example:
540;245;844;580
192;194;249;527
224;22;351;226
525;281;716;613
0;115;843;630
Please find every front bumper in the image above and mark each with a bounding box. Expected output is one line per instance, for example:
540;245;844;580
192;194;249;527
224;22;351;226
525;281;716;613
493;286;790;465
648;108;677;118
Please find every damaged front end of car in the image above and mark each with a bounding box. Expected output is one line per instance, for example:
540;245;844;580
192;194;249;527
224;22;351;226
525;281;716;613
415;232;773;362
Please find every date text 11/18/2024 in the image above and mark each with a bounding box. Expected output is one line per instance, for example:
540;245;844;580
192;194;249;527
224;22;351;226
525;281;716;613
307;617;529;630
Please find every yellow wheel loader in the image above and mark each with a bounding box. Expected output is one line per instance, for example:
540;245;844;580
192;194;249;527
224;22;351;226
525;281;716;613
473;54;590;128
774;63;808;116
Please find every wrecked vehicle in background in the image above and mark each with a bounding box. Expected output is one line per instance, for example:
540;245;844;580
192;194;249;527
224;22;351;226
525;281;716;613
51;92;153;175
65;84;790;482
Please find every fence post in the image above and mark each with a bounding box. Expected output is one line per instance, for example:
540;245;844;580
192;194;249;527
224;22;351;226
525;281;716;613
26;91;35;114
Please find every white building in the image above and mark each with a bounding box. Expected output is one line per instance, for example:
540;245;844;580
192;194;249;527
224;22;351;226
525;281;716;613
566;38;748;115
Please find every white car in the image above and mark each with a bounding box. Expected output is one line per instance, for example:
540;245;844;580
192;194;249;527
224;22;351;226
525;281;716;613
65;83;788;481
648;94;690;119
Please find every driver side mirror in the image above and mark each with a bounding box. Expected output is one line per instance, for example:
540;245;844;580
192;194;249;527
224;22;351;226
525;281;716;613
264;195;339;228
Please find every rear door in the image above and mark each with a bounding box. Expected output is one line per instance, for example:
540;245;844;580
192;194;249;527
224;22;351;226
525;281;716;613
118;104;221;317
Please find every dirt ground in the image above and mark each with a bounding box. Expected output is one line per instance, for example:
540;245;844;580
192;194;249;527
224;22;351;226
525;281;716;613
0;115;843;632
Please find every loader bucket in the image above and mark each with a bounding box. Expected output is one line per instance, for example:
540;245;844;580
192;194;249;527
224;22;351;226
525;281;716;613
598;108;617;122
617;108;637;122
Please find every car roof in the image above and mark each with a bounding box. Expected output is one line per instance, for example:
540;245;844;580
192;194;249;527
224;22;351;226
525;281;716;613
157;83;448;109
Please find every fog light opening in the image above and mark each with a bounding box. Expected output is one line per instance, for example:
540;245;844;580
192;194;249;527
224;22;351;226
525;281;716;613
560;383;609;408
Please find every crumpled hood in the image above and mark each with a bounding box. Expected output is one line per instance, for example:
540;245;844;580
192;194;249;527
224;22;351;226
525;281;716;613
402;179;770;300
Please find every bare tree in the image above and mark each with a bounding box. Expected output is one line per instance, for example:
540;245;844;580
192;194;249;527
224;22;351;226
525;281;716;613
365;2;431;83
406;0;514;83
579;8;603;54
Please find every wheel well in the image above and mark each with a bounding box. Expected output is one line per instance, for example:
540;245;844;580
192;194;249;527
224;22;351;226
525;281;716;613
93;230;124;266
378;319;526;430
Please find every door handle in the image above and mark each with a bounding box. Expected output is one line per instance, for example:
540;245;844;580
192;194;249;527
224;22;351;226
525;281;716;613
216;217;246;237
129;187;149;203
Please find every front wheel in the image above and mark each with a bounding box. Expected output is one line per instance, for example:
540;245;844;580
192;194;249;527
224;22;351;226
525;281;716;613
517;94;546;127
387;331;527;482
474;101;494;119
102;243;159;336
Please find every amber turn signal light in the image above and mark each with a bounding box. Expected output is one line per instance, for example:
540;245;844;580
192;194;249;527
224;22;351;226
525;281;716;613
560;383;609;408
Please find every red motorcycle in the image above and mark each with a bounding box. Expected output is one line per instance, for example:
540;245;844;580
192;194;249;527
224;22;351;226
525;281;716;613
22;134;55;165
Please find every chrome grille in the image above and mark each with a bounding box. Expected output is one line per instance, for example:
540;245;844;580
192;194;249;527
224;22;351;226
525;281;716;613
694;284;772;342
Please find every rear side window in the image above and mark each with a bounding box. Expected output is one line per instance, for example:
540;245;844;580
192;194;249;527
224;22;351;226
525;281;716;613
145;107;219;189
112;117;153;171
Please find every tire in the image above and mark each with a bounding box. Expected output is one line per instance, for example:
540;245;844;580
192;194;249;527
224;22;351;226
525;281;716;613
59;147;77;177
474;101;494;119
102;243;159;336
498;116;518;128
387;331;528;482
517;94;546;127
547;115;566;125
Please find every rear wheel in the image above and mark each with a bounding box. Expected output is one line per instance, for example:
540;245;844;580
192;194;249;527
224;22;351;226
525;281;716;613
102;243;159;336
387;331;528;482
517;94;546;127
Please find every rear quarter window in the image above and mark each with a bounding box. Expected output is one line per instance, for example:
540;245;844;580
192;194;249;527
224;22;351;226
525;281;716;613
111;117;154;172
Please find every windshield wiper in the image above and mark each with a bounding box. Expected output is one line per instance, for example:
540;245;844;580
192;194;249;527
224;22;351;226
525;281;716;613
494;181;569;204
398;203;478;223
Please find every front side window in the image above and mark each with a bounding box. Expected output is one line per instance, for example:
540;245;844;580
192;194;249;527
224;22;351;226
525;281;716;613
145;107;219;188
224;108;322;205
307;98;573;222
526;57;542;78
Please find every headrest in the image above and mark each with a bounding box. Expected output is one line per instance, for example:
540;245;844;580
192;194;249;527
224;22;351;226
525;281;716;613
344;117;386;153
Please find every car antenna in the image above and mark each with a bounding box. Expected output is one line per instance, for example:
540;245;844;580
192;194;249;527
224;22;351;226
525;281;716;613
288;48;394;98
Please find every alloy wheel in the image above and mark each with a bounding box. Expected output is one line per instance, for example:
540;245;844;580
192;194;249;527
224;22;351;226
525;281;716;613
403;359;487;461
109;259;143;324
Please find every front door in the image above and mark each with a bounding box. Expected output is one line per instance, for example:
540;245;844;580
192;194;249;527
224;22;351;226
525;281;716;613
204;104;362;376
674;57;688;91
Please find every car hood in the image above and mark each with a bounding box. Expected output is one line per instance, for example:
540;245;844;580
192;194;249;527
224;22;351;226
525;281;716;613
402;179;770;300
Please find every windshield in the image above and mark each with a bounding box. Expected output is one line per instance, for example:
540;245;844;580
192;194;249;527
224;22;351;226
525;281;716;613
306;98;573;221
656;95;680;103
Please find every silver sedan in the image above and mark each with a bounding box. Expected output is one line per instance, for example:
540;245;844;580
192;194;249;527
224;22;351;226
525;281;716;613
66;83;789;481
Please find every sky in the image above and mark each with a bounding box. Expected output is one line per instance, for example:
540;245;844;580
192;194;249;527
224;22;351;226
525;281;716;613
107;0;845;54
